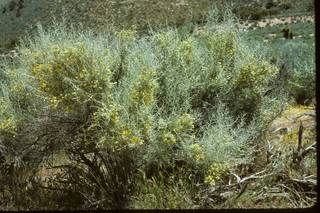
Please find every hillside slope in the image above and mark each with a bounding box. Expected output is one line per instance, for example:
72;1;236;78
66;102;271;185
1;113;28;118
0;0;211;51
0;0;314;52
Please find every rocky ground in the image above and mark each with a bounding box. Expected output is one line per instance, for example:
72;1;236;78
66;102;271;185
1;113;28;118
267;105;316;150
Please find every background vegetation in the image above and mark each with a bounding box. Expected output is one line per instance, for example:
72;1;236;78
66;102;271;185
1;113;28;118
0;0;314;51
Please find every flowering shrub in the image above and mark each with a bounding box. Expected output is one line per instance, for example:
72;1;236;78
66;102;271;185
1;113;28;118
179;37;196;65
29;43;112;113
204;162;229;185
0;15;287;209
162;132;177;145
158;113;195;146
190;143;204;162
130;68;158;108
229;57;278;120
235;60;278;89
200;28;237;68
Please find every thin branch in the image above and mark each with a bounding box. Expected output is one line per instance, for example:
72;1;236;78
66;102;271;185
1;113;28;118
228;169;273;187
300;142;316;158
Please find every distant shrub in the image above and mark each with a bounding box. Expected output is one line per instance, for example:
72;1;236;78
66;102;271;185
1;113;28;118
265;0;276;9
233;5;267;20
278;0;292;10
277;40;315;104
266;7;280;16
304;0;314;11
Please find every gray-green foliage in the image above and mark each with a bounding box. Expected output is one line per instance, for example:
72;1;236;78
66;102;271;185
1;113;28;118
277;40;315;104
0;11;285;209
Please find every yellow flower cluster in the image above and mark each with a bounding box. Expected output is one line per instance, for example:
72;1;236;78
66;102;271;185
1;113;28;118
154;32;173;51
0;117;16;133
171;113;195;134
6;69;32;99
180;38;194;63
30;43;109;112
116;30;137;44
190;143;204;162
162;132;176;145
9;83;24;94
201;30;237;66
90;102;145;150
161;113;195;145
131;68;158;107
204;162;229;186
90;103;120;130
120;129;143;145
236;61;278;88
110;109;120;125
141;115;153;138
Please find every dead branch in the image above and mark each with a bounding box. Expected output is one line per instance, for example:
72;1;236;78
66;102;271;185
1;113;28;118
290;175;317;187
229;169;273;187
300;142;316;158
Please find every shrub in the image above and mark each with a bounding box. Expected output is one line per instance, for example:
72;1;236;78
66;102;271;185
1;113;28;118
0;11;286;209
265;0;276;9
278;0;292;10
233;5;267;20
276;40;315;104
26;43;113;115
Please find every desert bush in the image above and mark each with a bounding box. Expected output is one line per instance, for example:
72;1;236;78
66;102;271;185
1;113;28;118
275;40;315;104
233;5;267;20
0;9;286;209
20;26;115;116
277;0;292;10
304;0;314;12
264;0;276;9
54;145;138;209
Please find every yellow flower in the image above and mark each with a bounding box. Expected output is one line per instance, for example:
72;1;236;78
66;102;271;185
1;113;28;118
172;113;194;133
204;162;229;185
49;96;59;109
190;144;204;161
142;116;152;137
121;129;132;139
130;136;143;144
163;132;176;145
131;68;157;107
110;110;119;124
116;30;136;43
